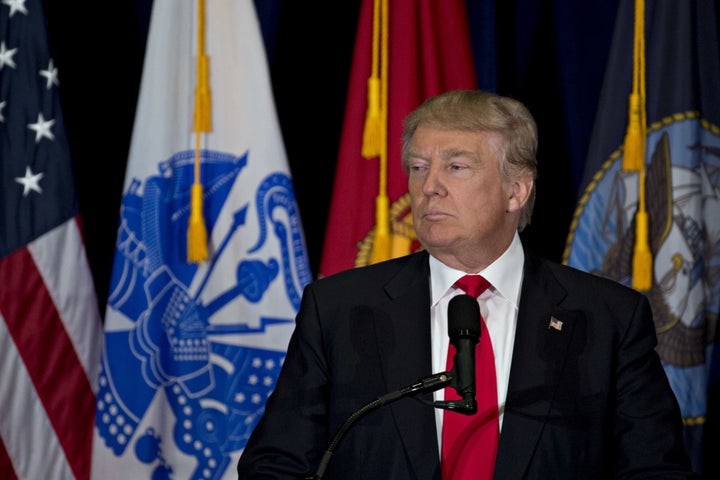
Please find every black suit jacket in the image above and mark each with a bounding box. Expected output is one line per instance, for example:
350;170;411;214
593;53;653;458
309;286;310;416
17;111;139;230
237;249;696;479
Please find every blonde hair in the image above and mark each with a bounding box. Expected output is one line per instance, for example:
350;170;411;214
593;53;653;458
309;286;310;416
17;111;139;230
402;90;538;230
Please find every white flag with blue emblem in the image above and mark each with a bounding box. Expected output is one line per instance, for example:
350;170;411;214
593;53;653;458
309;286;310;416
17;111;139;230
91;1;311;478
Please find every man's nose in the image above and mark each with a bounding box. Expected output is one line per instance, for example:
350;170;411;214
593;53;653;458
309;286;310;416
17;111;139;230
422;164;446;196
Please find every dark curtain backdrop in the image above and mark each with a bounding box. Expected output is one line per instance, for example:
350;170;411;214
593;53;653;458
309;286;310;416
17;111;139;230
42;0;622;311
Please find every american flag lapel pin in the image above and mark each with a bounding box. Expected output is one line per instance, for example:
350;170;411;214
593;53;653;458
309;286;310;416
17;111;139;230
548;316;563;331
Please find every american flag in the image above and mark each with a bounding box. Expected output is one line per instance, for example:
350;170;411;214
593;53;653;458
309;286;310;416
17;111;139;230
0;1;103;479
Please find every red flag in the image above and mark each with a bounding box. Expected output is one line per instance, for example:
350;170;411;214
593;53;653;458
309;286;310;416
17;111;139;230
319;0;477;277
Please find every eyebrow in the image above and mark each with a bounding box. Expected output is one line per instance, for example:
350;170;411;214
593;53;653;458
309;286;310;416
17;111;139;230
406;147;477;161
441;148;476;160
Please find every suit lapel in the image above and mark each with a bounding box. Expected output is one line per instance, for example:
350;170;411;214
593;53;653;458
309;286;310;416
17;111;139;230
363;250;588;479
494;252;583;479
372;252;442;479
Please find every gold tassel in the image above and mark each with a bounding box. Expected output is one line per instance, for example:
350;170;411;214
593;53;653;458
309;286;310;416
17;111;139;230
622;93;643;172
361;0;382;159
626;0;651;290
194;54;212;133
369;0;392;264
187;183;208;262
361;77;382;159
187;0;211;263
370;195;391;264
632;204;652;290
390;216;412;258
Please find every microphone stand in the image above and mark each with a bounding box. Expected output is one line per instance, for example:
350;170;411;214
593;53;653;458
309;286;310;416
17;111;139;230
305;366;475;480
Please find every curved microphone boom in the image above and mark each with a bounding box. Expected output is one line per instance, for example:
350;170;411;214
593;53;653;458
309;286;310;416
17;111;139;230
306;294;480;479
434;294;481;415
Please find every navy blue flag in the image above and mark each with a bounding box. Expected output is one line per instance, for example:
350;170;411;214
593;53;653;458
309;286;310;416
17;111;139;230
564;0;720;474
0;0;103;478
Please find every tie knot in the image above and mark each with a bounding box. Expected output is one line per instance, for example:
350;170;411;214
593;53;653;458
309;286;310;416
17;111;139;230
454;274;491;298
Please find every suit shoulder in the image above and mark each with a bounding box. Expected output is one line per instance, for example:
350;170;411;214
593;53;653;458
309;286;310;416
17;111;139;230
531;254;645;301
311;251;429;293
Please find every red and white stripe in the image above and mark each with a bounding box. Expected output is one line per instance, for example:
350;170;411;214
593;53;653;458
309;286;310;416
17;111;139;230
0;217;103;480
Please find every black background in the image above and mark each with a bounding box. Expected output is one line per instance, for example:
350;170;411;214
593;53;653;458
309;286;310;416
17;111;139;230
42;0;626;310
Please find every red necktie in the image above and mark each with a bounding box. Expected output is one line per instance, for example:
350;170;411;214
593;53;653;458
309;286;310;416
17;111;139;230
441;275;499;479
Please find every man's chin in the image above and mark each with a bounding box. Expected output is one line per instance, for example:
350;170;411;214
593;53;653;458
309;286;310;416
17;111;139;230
417;235;455;253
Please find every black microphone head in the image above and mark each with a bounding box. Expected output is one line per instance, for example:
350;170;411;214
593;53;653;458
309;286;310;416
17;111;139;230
448;294;481;342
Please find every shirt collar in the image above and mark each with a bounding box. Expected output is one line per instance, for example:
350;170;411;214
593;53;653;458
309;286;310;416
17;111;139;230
429;231;525;308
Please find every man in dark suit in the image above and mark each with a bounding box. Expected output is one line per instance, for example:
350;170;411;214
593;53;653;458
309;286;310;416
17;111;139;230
237;90;697;479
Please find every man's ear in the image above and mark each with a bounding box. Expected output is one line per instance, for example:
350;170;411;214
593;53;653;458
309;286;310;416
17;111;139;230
507;177;533;213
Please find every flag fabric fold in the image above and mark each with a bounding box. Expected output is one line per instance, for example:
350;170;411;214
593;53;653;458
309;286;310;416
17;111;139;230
0;1;103;479
91;1;311;478
564;0;720;474
319;0;478;277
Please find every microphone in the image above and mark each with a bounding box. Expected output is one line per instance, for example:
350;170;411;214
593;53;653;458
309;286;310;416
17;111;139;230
434;294;481;414
306;295;480;479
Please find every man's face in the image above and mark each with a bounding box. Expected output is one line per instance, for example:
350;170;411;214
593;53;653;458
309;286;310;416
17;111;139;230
407;126;529;269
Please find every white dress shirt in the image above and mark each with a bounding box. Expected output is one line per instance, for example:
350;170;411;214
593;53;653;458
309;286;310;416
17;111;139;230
429;231;525;450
